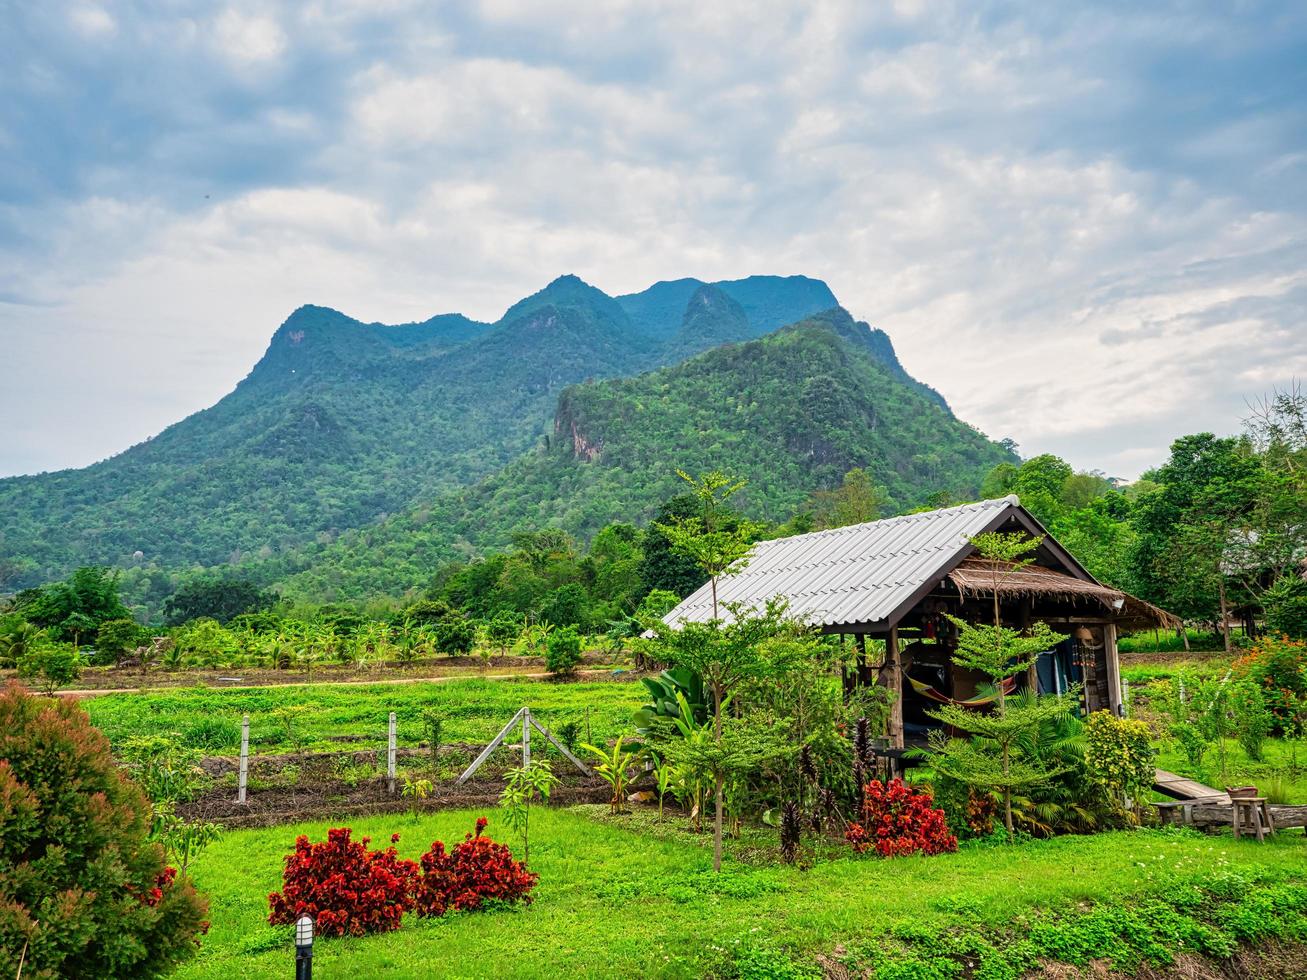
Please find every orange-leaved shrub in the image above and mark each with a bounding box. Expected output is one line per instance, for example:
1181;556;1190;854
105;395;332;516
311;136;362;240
845;777;958;857
268;828;418;937
0;681;208;977
411;817;537;917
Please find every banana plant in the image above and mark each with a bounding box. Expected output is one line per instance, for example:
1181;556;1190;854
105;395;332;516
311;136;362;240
633;667;710;734
580;735;645;814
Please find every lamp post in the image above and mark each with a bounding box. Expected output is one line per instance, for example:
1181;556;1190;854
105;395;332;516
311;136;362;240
294;915;314;980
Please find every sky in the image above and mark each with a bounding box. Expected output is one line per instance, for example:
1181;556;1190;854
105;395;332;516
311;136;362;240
1;1;1305;481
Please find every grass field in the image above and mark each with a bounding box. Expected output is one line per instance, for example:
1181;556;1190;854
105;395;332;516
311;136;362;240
175;806;1307;979
81;677;646;755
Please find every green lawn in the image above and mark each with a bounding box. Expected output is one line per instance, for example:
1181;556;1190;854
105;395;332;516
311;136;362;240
82;677;646;755
176;806;1307;979
1152;734;1307;805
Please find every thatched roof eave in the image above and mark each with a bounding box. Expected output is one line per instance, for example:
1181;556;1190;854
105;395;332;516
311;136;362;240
946;558;1181;631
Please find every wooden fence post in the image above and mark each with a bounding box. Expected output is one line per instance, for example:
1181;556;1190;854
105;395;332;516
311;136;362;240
522;707;532;768
238;713;249;805
387;712;397;795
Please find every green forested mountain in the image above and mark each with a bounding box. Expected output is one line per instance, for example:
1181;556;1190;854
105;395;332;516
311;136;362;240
273;309;1014;602
0;274;842;588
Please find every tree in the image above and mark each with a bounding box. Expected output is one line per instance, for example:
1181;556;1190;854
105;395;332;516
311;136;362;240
17;637;81;695
806;468;884;530
0;682;208;976
162;574;278;626
545;626;583;676
649;598;794;871
639;494;715;598
96;617;146;664
434;611;476;656
16;566;131;643
928;532;1070;834
655;470;760;620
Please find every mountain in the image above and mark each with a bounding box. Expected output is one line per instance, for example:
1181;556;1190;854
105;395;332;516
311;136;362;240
273;308;1015;602
0;274;841;590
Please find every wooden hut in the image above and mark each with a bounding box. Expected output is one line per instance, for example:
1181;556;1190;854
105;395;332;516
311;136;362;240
659;495;1178;749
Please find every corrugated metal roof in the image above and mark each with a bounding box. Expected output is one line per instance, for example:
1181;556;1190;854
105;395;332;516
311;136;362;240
660;495;1020;630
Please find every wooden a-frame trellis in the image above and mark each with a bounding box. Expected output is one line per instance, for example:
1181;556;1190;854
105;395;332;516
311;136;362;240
456;706;592;784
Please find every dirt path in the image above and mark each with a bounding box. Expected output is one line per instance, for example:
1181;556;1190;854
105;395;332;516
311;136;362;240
56;666;631;699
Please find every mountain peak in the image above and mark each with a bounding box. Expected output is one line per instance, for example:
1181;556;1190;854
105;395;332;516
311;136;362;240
497;274;630;331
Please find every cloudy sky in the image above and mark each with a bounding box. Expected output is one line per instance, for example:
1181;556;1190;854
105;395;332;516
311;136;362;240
2;1;1304;480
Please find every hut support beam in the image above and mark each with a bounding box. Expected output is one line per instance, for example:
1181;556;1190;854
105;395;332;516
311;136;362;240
1105;623;1122;716
888;627;903;749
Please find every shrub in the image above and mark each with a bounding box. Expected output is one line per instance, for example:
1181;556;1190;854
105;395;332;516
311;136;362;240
0;681;208;978
96;616;145;664
845;778;957;857
1229;681;1274;762
436;613;476;656
545;626;583;676
268;828;418;937
1084;710;1155;813
411;817;537;917
1233;635;1307;732
16;638;81;694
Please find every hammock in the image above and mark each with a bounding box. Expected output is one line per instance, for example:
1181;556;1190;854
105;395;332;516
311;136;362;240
902;672;1017;708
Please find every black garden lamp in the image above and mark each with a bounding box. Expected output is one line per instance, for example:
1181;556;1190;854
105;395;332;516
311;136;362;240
294;915;314;980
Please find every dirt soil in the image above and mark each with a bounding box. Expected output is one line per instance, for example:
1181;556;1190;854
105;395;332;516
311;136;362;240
182;745;609;829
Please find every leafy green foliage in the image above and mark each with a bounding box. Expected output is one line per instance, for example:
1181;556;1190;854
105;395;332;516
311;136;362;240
163;574;278;626
16;636;81;694
1084;710;1155;815
14;565;130;642
96;616;145;663
580;735;644;814
545;625;582;675
499;761;558;864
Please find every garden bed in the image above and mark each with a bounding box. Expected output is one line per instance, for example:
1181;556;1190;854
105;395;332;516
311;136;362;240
181;742;613;828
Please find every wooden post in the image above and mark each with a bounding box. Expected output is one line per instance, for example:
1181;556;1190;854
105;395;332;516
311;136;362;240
888;626;903;749
522;707;532;768
1104;623;1123;716
387;711;397;795
237;713;249;805
457;708;525;784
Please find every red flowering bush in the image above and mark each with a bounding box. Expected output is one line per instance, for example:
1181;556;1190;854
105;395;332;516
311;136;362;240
268;828;418;937
412;817;537;917
845;778;957;858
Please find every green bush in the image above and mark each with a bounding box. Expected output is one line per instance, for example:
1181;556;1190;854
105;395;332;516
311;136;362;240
0;681;208;977
436;612;476;656
1084;711;1155;814
96;617;145;664
1263;576;1307;639
1234;634;1307;732
17;638;81;694
546;626;583;676
1229;681;1273;762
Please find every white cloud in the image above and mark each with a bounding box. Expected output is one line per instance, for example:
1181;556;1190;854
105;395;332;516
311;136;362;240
1;1;1304;480
67;4;116;37
212;8;286;66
